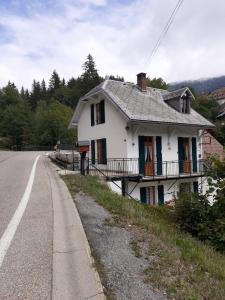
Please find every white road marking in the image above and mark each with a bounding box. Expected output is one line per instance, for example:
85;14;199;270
0;155;40;268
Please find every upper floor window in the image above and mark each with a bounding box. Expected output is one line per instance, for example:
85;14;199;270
181;97;190;113
90;100;105;126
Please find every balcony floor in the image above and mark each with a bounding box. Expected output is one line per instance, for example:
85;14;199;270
89;170;204;182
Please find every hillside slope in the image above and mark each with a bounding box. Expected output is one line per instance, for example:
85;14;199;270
169;75;225;95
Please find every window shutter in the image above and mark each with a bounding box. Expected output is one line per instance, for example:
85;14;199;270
138;136;145;175
91;140;95;164
178;137;184;173
158;185;164;205
100;100;105;123
156;136;162;175
193;181;198;194
192;137;197;172
102;138;107;164
91;104;95;126
140;187;146;203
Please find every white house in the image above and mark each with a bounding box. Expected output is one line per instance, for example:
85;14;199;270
69;73;214;205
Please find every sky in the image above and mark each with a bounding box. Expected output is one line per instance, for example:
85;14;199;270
0;0;225;89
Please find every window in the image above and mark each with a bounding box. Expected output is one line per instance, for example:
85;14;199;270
97;138;107;164
181;98;190;113
91;104;95;126
140;186;156;205
90;100;105;126
91;140;95;164
146;186;156;205
96;100;105;124
179;182;191;194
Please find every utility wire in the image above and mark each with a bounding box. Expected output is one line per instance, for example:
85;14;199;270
145;0;184;69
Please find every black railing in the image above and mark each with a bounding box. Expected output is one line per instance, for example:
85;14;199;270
87;158;207;179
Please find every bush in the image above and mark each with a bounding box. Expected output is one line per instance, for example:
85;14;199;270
175;191;225;252
175;193;211;240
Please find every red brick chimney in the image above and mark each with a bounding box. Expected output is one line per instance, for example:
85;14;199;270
137;72;147;92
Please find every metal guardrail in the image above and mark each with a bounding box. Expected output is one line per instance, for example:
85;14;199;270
11;144;74;151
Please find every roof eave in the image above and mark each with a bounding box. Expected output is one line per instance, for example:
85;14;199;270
128;119;215;129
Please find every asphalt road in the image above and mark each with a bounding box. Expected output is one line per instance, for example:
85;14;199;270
0;151;104;300
0;151;53;300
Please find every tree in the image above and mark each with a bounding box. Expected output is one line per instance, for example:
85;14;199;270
0;102;32;146
175;156;225;252
192;95;220;122
41;79;47;100
146;77;168;90
48;70;61;95
109;75;124;82
34;101;74;145
30;80;42;111
81;54;103;93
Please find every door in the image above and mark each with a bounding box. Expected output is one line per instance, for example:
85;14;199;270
183;138;191;173
144;137;154;176
178;137;190;174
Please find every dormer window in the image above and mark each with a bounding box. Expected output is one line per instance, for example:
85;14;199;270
163;88;193;114
181;98;190;113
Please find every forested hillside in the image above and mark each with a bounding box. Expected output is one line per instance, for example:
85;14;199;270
0;55;106;148
169;75;225;96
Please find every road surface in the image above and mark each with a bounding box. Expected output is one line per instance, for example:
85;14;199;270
0;151;104;300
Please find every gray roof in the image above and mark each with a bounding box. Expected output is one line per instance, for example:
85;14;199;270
71;80;214;128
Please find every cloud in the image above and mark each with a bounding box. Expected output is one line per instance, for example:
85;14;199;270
0;0;225;89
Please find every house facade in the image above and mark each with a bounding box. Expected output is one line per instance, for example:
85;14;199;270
69;73;214;205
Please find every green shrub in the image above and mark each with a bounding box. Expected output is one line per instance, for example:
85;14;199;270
175;193;211;239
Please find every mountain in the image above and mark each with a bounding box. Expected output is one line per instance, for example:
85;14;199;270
169;75;225;96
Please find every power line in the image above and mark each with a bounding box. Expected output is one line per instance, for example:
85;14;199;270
145;0;184;69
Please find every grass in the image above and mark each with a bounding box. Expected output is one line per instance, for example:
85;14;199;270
63;174;225;300
130;240;142;258
90;248;115;300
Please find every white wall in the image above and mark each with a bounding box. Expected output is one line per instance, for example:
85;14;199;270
78;94;128;158
126;124;201;161
109;177;200;204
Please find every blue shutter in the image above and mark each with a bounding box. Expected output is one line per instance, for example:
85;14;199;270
102;138;107;164
100;100;105;123
91;104;95;126
139;136;145;175
91;140;95;164
156;136;162;175
178;137;184;173
158;185;164;205
192;137;197;172
140;187;147;203
193;181;198;194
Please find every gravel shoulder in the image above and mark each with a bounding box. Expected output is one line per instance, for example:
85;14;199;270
74;191;167;300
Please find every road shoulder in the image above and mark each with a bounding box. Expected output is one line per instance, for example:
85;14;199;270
48;161;105;300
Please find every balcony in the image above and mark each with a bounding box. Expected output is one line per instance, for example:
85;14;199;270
87;158;207;181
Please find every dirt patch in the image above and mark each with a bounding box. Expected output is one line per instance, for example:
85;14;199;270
74;191;167;300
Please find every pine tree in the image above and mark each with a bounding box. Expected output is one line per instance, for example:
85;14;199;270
48;70;61;95
81;54;103;94
30;80;42;111
41;79;47;100
61;78;66;86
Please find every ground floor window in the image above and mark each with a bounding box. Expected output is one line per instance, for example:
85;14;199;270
179;182;191;194
146;186;156;205
140;186;156;205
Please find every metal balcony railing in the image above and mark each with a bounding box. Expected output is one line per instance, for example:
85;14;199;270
86;158;208;180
